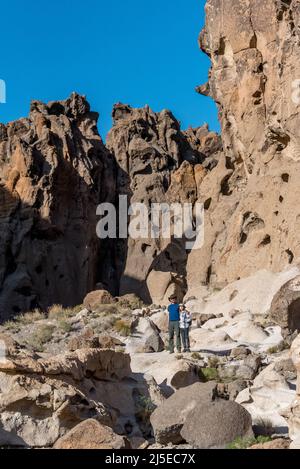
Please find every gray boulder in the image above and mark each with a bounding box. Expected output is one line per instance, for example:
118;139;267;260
181;400;253;448
150;382;217;444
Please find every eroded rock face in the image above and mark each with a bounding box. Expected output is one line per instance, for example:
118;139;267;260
0;336;165;447
106;104;221;303
188;0;300;293
0;93;116;320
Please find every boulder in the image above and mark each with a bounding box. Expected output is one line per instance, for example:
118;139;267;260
150;382;217;444
270;276;300;332
83;290;115;311
54;419;127;449
236;359;296;435
130;352;202;397
127;317;164;353
218;354;261;381
150;310;169;333
286;334;300;448
181;400;253;448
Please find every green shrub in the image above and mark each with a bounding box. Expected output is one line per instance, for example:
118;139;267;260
207;355;220;368
191;352;202;360
94;304;119;316
15;309;45;325
58;320;73;333
135;395;156;423
25;324;56;352
201;367;219;381
114;320;132;337
117;294;143;310
3;320;20;332
226;436;272;449
48;304;82;320
267;341;290;354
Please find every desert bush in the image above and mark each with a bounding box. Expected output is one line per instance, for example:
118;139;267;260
58;320;73;333
267;341;290;355
226;435;272;449
135;395;156;423
25;324;56;352
15;309;45;325
116;294;143;310
48;304;82;320
207;355;220;368
191;352;203;360
94;304;119;316
201;367;219;382
114;319;132;337
3;320;20;332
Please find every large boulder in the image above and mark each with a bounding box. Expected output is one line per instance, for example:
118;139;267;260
53;419;127;449
149;310;169;333
83;290;115;311
126;317;164;353
236;359;296;435
180;400;253;449
286;334;300;448
130;352;202;397
270;276;300;333
150;382;217;444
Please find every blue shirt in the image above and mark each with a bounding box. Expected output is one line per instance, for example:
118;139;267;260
168;303;180;321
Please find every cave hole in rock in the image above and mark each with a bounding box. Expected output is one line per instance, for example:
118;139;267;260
288;298;300;333
142;243;150;253
35;265;43;274
286;249;294;264
204;198;212;210
259;235;271;247
281;173;290;183
218;37;226;55
240;232;248;244
206;265;212;284
220;174;233;196
249;34;257;49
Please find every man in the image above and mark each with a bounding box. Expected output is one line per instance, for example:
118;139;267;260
168;294;181;354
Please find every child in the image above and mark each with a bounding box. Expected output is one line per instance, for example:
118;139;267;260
179;304;192;353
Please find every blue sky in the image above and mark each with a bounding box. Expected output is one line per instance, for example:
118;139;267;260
0;0;219;139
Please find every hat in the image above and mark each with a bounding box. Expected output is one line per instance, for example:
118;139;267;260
168;294;177;301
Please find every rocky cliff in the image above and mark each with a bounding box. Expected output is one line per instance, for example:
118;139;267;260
107;104;221;303
192;0;300;291
2;0;300;316
0;93;115;320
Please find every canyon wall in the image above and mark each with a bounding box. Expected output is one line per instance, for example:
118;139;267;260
2;1;300;315
0;93;115;320
188;0;300;294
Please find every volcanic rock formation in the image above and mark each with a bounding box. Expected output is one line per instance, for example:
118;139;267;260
191;0;300;293
0;93;115;319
